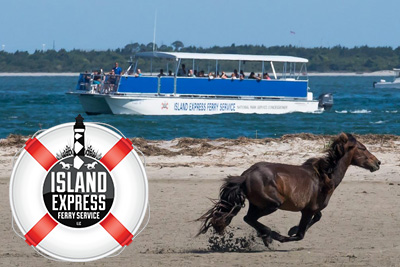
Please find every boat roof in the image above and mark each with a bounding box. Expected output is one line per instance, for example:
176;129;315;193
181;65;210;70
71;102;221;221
135;51;308;63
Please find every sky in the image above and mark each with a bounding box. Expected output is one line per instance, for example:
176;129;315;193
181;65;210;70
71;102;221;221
1;0;400;53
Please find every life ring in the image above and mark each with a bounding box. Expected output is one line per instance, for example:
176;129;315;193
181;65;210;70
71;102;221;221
9;121;148;262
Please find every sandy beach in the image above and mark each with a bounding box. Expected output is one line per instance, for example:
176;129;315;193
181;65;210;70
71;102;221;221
1;134;400;266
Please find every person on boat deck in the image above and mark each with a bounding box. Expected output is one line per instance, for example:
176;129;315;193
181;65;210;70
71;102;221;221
220;71;228;79
240;70;245;78
93;71;102;84
233;69;239;78
158;69;166;77
231;73;237;80
113;62;122;75
135;69;142;77
105;69;117;92
208;72;215;79
177;64;187;76
187;69;196;77
83;72;91;83
263;72;271;80
197;70;205;77
168;70;173;76
108;69;116;82
248;72;261;80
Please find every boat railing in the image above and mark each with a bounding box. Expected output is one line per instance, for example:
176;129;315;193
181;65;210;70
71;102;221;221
75;73;121;94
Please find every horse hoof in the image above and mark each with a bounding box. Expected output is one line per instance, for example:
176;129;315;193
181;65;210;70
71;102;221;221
288;226;298;237
261;235;273;247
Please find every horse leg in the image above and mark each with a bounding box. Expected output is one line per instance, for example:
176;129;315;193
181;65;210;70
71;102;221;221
288;211;322;237
271;211;314;243
243;203;278;247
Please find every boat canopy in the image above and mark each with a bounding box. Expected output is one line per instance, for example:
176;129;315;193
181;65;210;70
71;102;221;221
135;52;308;63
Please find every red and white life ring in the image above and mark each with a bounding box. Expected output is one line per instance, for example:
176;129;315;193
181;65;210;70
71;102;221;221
9;122;148;262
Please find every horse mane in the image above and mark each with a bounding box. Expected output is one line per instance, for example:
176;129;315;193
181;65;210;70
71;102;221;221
302;133;357;180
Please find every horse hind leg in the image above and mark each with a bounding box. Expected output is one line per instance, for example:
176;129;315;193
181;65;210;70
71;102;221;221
271;211;314;243
243;203;278;247
288;211;322;237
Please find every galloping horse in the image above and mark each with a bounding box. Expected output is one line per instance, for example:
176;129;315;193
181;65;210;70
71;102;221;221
196;133;380;245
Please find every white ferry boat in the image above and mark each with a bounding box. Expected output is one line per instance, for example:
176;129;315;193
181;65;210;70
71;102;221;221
69;52;333;115
373;69;400;89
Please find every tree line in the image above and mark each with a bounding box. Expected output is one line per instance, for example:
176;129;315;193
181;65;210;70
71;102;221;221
1;41;400;73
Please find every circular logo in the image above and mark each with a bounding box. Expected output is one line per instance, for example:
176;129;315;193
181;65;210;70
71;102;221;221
10;119;149;262
42;156;114;228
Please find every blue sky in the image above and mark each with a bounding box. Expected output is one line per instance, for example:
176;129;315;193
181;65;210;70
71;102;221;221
1;0;399;53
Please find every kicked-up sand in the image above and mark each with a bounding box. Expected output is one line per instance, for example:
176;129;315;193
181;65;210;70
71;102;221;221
1;134;400;266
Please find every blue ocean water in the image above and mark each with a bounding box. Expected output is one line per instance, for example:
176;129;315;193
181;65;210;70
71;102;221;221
0;76;399;139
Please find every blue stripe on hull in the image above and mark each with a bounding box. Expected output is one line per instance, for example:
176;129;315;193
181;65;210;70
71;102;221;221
117;76;308;98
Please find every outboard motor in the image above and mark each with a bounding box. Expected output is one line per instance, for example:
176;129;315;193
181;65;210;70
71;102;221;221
318;93;333;111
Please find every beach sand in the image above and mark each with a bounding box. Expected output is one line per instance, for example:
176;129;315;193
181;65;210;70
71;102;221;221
1;134;400;266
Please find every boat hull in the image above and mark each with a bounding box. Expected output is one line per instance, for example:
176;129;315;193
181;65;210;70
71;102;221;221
76;93;113;115
105;95;322;115
374;82;400;89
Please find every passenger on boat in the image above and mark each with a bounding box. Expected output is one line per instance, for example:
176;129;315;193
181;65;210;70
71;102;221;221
220;71;228;79
157;69;166;77
135;69;142;77
240;70;245;79
104;70;117;93
197;70;205;77
168;70;173;76
187;69;196;77
177;64;187;76
263;72;271;80
93;71;102;84
84;72;91;83
208;72;215;79
108;70;116;84
113;62;122;75
248;72;261;80
233;69;239;78
231;73;237;80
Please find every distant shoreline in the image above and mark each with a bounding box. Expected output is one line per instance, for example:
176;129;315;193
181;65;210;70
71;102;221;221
0;70;395;77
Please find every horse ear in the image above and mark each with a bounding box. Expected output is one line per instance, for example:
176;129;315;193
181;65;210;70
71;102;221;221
338;133;348;143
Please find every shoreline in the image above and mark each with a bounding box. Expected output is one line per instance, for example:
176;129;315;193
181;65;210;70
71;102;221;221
2;132;400;143
0;70;395;77
2;133;400;158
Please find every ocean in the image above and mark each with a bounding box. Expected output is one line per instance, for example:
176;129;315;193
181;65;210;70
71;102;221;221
1;75;399;140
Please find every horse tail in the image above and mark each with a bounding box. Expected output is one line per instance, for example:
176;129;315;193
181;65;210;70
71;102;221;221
196;175;247;236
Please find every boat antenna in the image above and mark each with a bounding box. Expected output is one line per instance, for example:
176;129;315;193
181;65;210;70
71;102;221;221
152;10;157;53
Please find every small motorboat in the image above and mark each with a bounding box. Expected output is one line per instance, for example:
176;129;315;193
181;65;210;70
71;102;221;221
373;69;400;89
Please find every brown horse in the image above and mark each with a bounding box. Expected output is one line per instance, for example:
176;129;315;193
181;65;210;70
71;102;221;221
196;133;380;246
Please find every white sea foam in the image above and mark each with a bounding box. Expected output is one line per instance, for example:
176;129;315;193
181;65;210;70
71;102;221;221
335;109;372;114
350;109;371;114
371;120;388;124
385;110;398;113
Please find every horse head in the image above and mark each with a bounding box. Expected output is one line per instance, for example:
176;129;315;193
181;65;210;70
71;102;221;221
335;133;381;172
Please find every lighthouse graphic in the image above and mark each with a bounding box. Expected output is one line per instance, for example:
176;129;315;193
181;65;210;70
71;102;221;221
73;114;85;169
